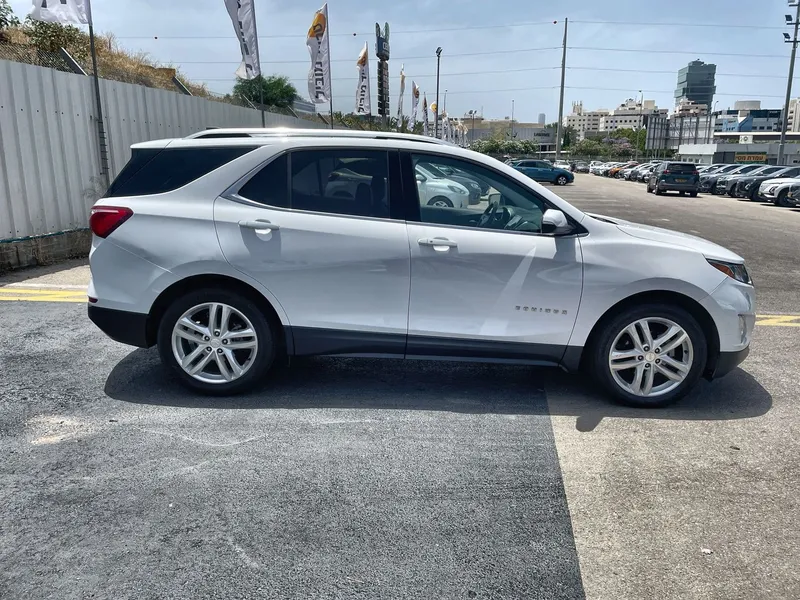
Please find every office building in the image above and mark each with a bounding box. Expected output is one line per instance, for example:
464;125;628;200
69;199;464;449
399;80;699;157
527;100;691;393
675;60;716;110
538;113;546;125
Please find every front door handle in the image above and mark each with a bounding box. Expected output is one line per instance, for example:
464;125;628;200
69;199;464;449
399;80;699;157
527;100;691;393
239;219;280;232
418;237;457;251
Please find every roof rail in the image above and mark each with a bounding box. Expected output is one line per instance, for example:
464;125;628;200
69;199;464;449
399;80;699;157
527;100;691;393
185;128;453;145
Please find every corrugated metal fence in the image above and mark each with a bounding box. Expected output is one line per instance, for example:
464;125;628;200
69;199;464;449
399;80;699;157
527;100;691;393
0;59;326;242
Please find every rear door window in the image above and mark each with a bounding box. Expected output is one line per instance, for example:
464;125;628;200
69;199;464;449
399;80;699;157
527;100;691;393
290;149;391;219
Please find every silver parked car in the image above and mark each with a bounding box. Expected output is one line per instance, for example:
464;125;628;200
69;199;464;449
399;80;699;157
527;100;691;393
88;129;754;407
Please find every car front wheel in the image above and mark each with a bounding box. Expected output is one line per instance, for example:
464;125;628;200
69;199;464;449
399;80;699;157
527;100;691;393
589;304;707;407
428;196;454;207
157;289;276;395
556;175;569;186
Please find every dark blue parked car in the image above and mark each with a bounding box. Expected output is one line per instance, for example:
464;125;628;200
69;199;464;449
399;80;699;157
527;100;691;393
511;159;574;186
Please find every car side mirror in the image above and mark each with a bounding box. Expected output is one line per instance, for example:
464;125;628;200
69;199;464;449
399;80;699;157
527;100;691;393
415;173;425;183
541;209;571;235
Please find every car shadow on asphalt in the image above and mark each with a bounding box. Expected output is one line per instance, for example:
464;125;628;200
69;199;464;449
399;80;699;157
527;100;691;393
104;348;772;428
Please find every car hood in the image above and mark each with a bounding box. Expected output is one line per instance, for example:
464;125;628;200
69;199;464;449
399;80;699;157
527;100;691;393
587;214;743;262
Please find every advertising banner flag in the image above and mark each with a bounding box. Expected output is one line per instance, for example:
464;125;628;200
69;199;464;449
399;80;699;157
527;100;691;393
355;43;371;115
422;93;429;136
307;3;332;103
410;81;420;130
224;0;261;79
397;64;406;120
29;0;90;24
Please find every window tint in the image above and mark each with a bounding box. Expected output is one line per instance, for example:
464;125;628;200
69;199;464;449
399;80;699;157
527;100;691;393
290;150;390;219
666;163;698;174
106;146;258;197
410;153;548;234
238;154;289;207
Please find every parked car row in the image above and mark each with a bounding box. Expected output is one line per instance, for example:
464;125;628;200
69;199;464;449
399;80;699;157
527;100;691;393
597;158;800;205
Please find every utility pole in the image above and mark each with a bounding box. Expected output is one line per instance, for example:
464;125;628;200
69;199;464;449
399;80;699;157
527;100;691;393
435;47;443;139
555;18;569;160
779;1;800;165
511;99;515;137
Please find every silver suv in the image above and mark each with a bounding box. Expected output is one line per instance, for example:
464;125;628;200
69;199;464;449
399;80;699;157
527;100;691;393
88;129;755;407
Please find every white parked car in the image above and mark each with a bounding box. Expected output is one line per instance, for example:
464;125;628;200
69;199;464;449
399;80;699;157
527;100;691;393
758;177;800;205
88;129;754;407
554;160;572;171
414;164;471;208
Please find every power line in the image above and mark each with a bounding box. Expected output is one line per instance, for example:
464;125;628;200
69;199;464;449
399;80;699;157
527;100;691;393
115;21;562;40
571;19;786;31
115;18;788;40
568;46;787;59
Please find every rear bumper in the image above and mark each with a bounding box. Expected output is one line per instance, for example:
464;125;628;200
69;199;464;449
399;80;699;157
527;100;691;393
658;182;699;192
88;305;152;348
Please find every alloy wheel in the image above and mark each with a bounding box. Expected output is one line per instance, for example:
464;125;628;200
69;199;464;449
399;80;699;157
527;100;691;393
608;317;694;398
171;302;259;384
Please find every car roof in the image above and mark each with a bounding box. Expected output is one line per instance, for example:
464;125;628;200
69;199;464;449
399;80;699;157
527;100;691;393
184;127;453;146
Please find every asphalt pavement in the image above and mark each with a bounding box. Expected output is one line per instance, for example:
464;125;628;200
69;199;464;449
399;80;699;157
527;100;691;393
1;175;798;599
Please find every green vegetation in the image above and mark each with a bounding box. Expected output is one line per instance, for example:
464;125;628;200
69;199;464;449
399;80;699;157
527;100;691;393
232;75;298;109
0;0;20;29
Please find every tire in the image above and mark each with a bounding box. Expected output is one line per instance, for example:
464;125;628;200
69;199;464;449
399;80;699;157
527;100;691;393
690;192;698;197
556;175;569;186
776;189;791;207
679;191;686;197
428;196;454;207
157;288;276;395
654;188;664;196
588;303;707;408
646;183;653;194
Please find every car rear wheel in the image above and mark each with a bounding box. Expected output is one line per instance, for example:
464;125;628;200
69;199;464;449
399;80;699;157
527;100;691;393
556;175;569;186
428;196;454;207
589;304;707;407
690;192;698;197
157;289;276;395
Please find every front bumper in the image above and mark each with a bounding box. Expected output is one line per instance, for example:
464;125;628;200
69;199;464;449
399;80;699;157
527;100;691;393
88;305;153;348
707;346;750;380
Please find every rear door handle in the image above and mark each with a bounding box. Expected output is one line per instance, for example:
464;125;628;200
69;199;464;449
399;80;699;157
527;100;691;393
418;237;457;250
239;219;280;232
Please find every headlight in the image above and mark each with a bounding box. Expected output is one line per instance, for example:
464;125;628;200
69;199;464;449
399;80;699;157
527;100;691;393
448;185;467;194
707;259;752;285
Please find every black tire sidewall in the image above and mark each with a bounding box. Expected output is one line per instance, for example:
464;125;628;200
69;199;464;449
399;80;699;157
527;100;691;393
590;304;708;408
157;288;276;395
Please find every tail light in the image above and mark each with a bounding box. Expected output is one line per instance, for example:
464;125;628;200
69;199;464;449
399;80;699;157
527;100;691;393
90;206;133;238
663;170;670;174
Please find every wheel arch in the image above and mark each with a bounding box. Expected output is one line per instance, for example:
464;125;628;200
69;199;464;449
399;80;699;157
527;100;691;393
567;290;720;378
145;274;290;354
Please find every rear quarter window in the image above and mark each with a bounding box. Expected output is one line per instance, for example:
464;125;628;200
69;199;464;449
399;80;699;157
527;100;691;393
106;146;258;197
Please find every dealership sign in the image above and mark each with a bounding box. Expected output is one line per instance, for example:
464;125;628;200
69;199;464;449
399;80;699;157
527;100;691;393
735;153;767;164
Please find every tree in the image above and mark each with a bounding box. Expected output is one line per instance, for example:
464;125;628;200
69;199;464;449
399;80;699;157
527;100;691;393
232;75;298;108
571;139;606;158
0;0;20;29
23;17;90;62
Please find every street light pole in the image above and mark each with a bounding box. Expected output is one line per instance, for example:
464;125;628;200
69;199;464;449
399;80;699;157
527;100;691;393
435;47;442;139
636;90;643;162
511;99;515;137
470;109;476;143
779;1;800;165
444;89;448;114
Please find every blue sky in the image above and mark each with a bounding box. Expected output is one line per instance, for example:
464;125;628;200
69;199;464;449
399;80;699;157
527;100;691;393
7;0;798;122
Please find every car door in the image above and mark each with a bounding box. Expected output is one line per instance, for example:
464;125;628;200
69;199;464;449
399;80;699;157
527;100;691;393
400;151;583;363
214;147;411;356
